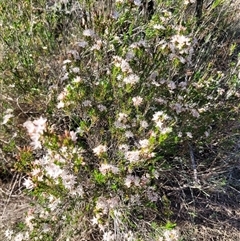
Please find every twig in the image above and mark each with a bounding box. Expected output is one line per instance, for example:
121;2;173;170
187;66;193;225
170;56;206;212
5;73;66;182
188;143;200;185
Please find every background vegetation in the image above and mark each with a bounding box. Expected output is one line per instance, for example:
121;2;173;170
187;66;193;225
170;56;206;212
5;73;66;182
0;0;239;240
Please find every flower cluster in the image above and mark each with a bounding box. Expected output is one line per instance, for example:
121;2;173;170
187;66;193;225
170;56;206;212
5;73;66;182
23;117;47;149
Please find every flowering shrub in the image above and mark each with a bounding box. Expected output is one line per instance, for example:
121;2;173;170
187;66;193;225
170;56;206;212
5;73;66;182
1;0;240;240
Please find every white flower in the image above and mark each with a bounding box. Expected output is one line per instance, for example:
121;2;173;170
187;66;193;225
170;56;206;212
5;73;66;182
118;144;129;152
93;144;107;156
118;112;128;123
82;100;92;107
103;231;115;241
163;229;179;241
124;175;140;187
76;40;88;48
14;233;24;241
186;132;193;138
45;163;63;179
171;34;191;50
171;103;183;114
204;131;210;137
155;120;164;129
70;185;84;197
91;216;99;225
125;131;134;138
113;56;132;73
167;81;176;90
5;229;13;240
140;120;149;129
184;0;195;4
125;150;140;163
114;120;126;129
2;113;14;124
134;0;141;6
99;163;119;175
191;109;200;118
31;168;41;177
152;111;164;121
57;101;64;109
23;177;34;190
139;139;149;148
25;214;34;230
153;24;166;30
97;104;107;112
63;59;71;64
123;74;139;85
132;96;143;106
91;39;103;50
83;29;95;37
70;131;78;141
71;67;80;73
61;173;76;190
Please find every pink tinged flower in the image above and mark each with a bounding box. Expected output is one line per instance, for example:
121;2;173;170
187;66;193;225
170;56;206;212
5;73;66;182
186;132;193;138
23;177;34;190
123;74;139;85
93;144;107;156
132;96;143;106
